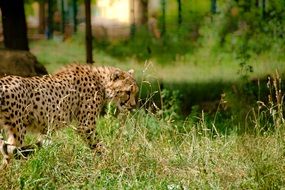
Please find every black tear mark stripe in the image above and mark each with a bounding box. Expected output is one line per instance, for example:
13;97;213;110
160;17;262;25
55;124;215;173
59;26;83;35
121;95;130;106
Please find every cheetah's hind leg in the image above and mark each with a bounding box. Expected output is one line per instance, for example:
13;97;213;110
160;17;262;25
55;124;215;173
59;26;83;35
14;133;53;159
0;131;43;161
13;141;42;159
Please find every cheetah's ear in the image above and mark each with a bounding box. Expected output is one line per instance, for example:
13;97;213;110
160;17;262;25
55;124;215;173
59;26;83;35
128;69;134;76
111;70;121;81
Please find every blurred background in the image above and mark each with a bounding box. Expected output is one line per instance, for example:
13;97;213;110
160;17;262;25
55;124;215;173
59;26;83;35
0;0;285;118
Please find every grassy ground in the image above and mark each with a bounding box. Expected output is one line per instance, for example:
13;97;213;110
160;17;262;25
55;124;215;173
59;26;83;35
1;110;285;189
0;39;285;189
30;38;285;83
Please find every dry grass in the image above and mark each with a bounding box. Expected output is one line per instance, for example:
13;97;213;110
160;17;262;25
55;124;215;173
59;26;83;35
1;108;285;189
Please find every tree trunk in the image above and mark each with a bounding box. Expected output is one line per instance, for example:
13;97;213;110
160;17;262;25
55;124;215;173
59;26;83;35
47;0;54;39
255;0;259;7
130;0;136;38
160;0;166;37
85;0;93;64
60;0;65;34
140;0;148;25
261;0;266;19
38;0;46;34
72;0;78;33
177;0;182;26
211;0;217;14
0;0;29;50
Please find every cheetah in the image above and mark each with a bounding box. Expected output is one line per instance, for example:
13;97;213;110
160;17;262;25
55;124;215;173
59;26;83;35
0;64;138;166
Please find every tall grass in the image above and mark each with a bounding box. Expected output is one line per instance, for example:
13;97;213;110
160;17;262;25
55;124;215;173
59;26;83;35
1;68;285;189
1;108;285;189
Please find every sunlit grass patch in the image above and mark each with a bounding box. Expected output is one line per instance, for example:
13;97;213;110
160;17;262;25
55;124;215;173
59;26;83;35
31;38;285;84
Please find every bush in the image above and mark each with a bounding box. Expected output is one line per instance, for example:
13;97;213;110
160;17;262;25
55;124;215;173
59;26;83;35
216;0;285;55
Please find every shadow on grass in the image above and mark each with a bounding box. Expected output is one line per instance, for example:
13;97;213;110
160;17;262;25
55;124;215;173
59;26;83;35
139;77;272;118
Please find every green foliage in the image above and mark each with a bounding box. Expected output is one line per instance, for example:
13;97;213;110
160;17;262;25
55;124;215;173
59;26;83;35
92;0;210;63
94;26;197;63
216;0;285;55
159;89;182;122
24;3;35;16
88;0;285;69
236;36;253;81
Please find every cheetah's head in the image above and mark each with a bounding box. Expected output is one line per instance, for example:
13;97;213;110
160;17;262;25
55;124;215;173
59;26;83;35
106;68;139;111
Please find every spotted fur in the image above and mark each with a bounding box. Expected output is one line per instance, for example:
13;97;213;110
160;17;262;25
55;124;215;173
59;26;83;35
0;64;138;165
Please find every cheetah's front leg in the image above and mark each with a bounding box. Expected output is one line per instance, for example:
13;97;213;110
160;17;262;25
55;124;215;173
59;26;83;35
0;138;17;167
75;123;105;154
0;125;27;167
76;99;106;154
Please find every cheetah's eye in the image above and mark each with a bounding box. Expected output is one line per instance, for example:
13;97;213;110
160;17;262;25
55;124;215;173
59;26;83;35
126;91;131;96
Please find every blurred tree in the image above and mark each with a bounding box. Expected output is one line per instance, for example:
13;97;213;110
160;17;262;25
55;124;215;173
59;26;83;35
211;0;217;14
0;0;29;50
72;0;78;33
0;0;47;76
140;0;148;25
160;0;166;37
149;12;160;39
130;0;136;38
61;0;65;33
261;0;266;19
47;0;54;39
255;0;259;7
177;0;182;26
85;0;93;64
38;0;46;34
